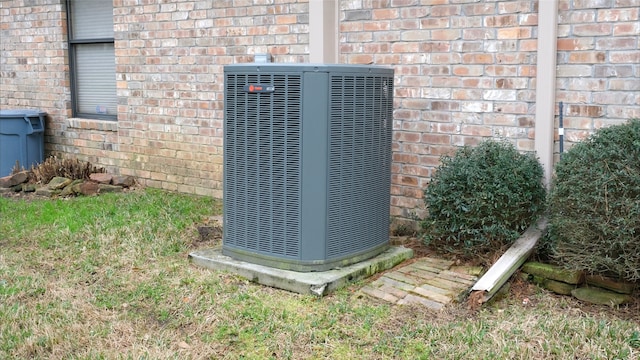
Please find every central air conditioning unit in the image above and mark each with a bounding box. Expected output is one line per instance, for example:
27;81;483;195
223;64;394;272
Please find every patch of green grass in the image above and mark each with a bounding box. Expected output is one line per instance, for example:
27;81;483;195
0;189;638;359
630;331;640;349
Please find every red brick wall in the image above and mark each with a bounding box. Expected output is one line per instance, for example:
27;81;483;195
340;0;639;219
1;0;309;197
109;0;309;196
341;0;541;218
556;1;640;143
1;0;638;221
0;0;70;153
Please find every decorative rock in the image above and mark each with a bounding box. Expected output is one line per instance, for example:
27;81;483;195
48;176;72;190
98;184;123;193
521;262;584;285
78;181;99;196
0;177;10;188
111;175;135;188
71;183;81;194
13;171;28;184
59;186;74;197
0;171;29;188
11;184;23;192
525;274;576;296
90;173;113;184
571;287;632;307
60;179;82;197
586;275;636;295
22;183;36;192
534;276;576;295
544;280;577;296
13;171;29;184
35;187;60;197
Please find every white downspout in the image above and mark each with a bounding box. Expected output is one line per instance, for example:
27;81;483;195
534;0;559;188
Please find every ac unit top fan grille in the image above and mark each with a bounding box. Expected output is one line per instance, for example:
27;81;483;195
223;64;394;272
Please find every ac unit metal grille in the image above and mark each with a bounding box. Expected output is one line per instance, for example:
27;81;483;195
327;74;393;258
224;73;302;258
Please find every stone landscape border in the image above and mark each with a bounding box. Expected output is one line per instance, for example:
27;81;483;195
0;171;136;198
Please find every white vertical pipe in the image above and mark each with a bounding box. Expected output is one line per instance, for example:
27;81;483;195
309;0;338;63
534;0;559;188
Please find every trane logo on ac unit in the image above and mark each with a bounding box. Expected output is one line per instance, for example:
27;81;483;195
243;84;275;93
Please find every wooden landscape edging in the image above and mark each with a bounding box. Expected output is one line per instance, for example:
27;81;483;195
469;218;548;305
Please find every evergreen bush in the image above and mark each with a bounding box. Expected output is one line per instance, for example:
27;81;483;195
545;119;640;282
421;140;546;257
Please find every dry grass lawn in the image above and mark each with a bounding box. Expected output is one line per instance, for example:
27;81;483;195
0;189;638;359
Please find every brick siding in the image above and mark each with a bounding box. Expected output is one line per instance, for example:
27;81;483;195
1;0;638;221
556;3;640;144
110;0;308;196
341;0;542;217
340;0;639;219
0;1;69;152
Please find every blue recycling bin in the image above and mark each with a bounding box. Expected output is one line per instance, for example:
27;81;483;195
0;109;46;177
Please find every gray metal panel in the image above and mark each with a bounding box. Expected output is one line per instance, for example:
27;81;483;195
300;71;329;262
326;73;393;259
223;71;303;260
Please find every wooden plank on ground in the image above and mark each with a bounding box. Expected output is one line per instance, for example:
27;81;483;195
423;276;469;291
379;284;409;300
417;257;454;270
471;218;547;304
440;269;478;282
417;283;453;296
406;263;443;275
438;270;477;286
361;286;399;303
385;271;422;286
378;276;416;292
398;268;438;282
366;279;384;289
410;286;451;304
450;265;484;278
398;294;444;310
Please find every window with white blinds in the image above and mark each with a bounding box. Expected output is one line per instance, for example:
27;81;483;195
67;0;116;120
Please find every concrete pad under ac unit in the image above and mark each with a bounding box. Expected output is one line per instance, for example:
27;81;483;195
189;246;413;296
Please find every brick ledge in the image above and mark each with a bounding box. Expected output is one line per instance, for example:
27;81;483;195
67;118;118;132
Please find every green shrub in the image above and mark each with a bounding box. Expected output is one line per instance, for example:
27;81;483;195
545;119;640;282
421;140;546;257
